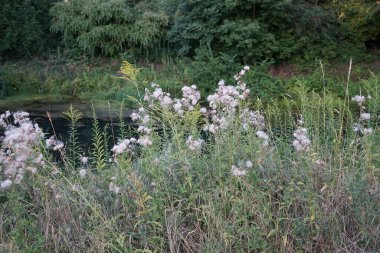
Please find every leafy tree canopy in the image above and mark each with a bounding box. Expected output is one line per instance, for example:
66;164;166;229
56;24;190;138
50;0;169;57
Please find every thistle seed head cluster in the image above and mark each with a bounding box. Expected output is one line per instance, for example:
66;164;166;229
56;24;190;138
352;95;373;135
231;160;253;177
117;105;153;157
0;111;46;188
112;138;137;155
256;130;269;146
186;135;204;151
240;108;265;130
207;67;250;113
109;176;120;194
204;66;261;135
144;83;200;115
46;136;64;150
293;116;311;152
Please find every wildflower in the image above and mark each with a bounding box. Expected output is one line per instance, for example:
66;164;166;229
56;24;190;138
131;112;140;121
0;111;45;185
315;159;325;166
1;179;12;189
112;139;133;154
137;135;152;147
352;95;365;104
46;136;64;150
245;160;253;168
137;126;151;134
231;165;247;177
240;109;265;130
256;130;269;146
352;123;361;133
154;157;160;164
109;181;120;194
160;95;173;108
53;141;64;151
13;111;29;124
80;156;88;164
363;128;373;135
218;80;225;86
360;113;371;121
79;169;87;178
181;85;200;111
293;127;310;152
186;136;204;151
173;100;182;112
27;167;37;174
200;107;207;114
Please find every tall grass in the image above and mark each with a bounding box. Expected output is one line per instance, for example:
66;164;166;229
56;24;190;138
0;66;379;253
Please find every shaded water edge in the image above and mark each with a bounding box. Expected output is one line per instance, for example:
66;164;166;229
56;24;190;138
0;99;136;153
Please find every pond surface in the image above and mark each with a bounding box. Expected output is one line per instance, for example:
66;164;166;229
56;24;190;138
0;98;136;152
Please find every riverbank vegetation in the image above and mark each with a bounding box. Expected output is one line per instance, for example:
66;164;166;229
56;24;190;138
1;0;380;252
1;65;380;252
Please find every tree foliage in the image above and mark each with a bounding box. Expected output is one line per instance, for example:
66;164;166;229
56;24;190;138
168;0;352;63
50;0;169;57
328;0;380;46
1;0;379;62
0;0;58;58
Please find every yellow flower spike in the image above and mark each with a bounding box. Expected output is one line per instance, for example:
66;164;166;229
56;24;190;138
120;60;140;81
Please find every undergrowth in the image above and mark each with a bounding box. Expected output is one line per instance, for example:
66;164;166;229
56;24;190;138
0;64;379;253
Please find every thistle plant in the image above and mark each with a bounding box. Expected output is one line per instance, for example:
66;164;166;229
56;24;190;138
1;64;379;253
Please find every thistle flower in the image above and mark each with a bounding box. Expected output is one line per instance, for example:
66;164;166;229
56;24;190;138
256;130;269;146
79;169;87;178
293;127;310;152
0;179;12;189
137;135;152;147
231;165;247;177
112;139;134;154
109;183;120;194
363;128;373;135
360;113;371;121
186;136;204;151
292;116;310;152
181;85;200;111
1;111;46;187
240;109;265;130
80;156;88;164
352;95;365;104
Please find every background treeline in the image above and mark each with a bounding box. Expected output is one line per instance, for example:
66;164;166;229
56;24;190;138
1;0;379;64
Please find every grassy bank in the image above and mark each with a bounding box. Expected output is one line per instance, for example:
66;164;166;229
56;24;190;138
0;65;379;252
1;57;380;107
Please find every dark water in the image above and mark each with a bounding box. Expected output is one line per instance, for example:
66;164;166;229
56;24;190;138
0;99;136;153
30;115;136;153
